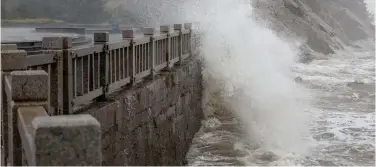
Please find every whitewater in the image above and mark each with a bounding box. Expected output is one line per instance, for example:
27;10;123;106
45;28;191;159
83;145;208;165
172;0;376;166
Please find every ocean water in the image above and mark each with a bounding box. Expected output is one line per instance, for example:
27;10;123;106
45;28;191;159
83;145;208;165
187;46;375;166
182;0;375;166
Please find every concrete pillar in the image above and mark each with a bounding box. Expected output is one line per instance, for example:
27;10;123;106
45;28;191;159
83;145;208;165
160;25;174;33
174;24;184;64
122;29;141;84
1;50;27;71
32;114;101;166
184;23;192;30
184;23;193;56
4;70;49;166
173;24;183;31
141;28;159;78
9;70;102;166
1;46;27;166
42;37;73;115
122;28;143;39
94;32;110;100
160;25;174;68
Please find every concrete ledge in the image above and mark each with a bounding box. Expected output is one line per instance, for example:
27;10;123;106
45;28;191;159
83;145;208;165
9;70;49;102
32;114;102;166
17;106;49;166
1;50;27;71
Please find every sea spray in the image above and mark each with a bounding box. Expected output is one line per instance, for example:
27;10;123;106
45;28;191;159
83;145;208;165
182;0;314;160
117;0;316;163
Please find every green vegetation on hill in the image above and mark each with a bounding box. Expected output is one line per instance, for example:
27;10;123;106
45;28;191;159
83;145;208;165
1;0;110;24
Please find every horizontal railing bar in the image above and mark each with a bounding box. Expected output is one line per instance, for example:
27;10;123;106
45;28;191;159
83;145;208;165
108;40;131;50
73;89;103;106
154;34;168;41
135;70;151;82
26;54;55;66
182;53;190;60
71;45;103;58
134;37;151;45
170;57;180;65
154;62;168;72
108;77;131;94
169;31;180;37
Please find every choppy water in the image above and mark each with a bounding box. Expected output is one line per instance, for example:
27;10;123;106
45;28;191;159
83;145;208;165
187;43;375;166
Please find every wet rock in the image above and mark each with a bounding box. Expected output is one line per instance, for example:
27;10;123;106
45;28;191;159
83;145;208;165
252;0;373;55
256;151;279;162
314;132;335;141
203;117;221;129
294;76;303;83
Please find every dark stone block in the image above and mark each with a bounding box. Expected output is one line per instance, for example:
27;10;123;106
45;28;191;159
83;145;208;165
128;112;143;131
90;102;118;133
33;115;101;166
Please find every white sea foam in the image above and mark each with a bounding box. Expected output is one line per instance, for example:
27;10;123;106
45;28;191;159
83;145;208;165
181;0;314;163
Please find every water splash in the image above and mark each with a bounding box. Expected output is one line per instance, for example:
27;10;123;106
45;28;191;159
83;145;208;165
120;0;316;164
181;0;314;162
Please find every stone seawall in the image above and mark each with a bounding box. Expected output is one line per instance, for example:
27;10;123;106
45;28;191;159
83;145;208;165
81;57;203;165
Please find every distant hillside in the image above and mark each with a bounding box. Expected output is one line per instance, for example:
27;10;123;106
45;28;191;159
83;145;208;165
252;0;375;56
1;0;110;24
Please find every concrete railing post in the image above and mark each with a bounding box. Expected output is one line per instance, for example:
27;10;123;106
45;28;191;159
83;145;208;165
160;25;174;69
94;32;110;100
141;28;159;78
29;114;101;166
1;49;27;72
184;23;193;56
7;70;102;166
1;46;28;166
123;28;141;84
4;70;49;166
42;37;73;115
174;24;184;64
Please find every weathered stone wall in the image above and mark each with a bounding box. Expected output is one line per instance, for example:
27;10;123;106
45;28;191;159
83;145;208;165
82;57;203;165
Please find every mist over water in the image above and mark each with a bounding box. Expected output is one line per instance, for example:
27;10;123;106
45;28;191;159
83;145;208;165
186;0;312;156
